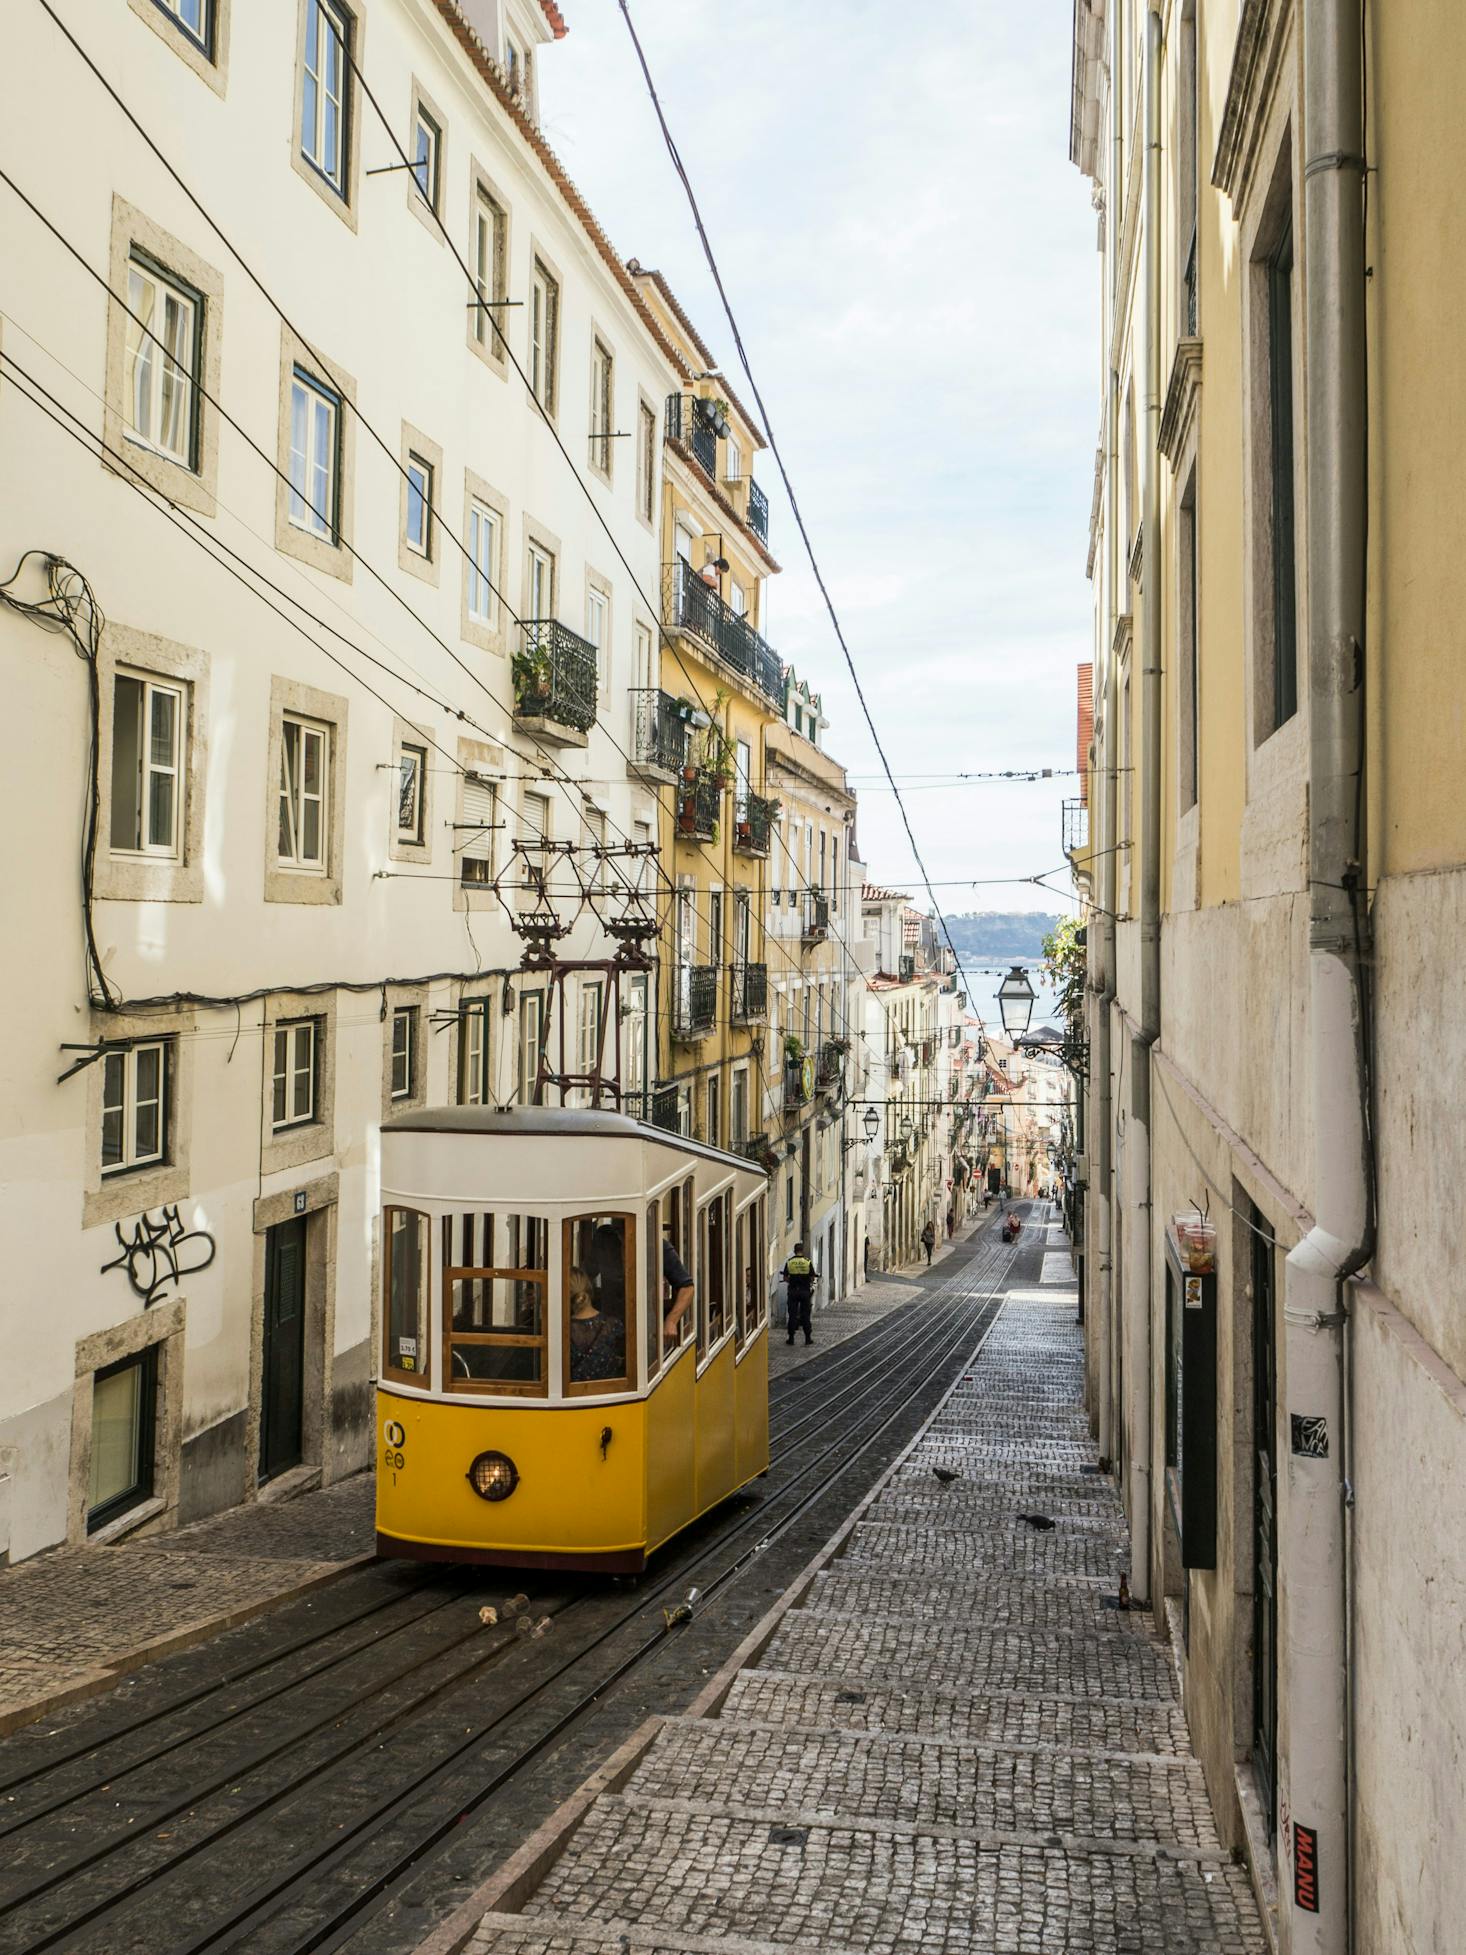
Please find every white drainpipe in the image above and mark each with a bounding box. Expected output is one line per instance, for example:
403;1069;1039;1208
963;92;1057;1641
1281;0;1369;1948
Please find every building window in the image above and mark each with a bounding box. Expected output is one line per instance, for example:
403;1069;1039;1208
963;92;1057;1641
154;0;212;54
279;714;329;870
411;103;440;210
1267;219;1298;730
288;368;340;540
725;434;742;484
458;998;490;1104
527;540;555;621
529;259;558;413
112;671;183;858
504;33;523;96
1179;0;1199;336
1180;471;1200;809
87;1347;158;1533
472;189;506;349
706;1072;721;1149
586;585;609;686
589;338;613;476
467;499;499;624
101;1041;170;1175
518;989;543;1102
460;772;496;885
397;740;426;844
405;450;433;558
272;1019;318;1128
124;254;201;468
785;1169;794;1226
300;0;352;197
638;401;657;524
390;1006;416;1099
578;979;604;1079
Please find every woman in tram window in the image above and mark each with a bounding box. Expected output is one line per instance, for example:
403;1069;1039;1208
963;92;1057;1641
567;1264;626;1382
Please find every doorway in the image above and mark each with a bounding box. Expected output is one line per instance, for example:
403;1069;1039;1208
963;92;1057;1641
261;1217;307;1481
1251;1205;1279;1834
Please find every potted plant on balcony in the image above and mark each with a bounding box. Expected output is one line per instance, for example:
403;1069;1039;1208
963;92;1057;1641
512;642;553;705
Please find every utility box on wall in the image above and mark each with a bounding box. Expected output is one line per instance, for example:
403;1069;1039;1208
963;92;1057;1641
1164;1219;1217;1569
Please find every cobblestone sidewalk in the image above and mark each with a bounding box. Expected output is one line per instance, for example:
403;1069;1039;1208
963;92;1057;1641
0;1472;374;1733
447;1252;1266;1954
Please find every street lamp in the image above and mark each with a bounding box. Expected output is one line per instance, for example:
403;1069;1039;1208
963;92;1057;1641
900;1115;914;1145
997;964;1037;1040
863;1106;880;1141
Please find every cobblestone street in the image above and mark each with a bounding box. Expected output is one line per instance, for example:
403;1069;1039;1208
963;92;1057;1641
445;1217;1267;1954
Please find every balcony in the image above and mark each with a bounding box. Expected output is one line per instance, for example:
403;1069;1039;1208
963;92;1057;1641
630;688;689;785
662;559;784;707
628;1084;680;1133
741;1132;782;1174
816;1040;847;1092
782;1059;811;1115
732;791;777;856
512;620;597;747
675;766;722;842
665;390;722;479
672;963;718;1041
1062;796;1090;856
747;477;770;545
801;891;829;944
897;954;916;981
730;962;768;1023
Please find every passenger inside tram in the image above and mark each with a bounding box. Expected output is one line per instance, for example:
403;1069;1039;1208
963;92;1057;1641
568;1215;630;1386
662;1227;695;1347
567;1263;626;1382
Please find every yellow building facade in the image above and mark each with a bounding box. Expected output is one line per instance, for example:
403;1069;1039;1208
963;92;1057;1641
1069;4;1466;1951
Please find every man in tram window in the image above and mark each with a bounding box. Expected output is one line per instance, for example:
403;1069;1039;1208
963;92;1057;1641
781;1242;817;1347
662;1225;695;1347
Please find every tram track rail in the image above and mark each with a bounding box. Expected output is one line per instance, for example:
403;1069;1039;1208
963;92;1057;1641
0;1211;1040;1955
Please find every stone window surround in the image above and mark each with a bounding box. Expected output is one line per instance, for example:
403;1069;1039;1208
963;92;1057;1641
273;325;359;582
67;1296;186;1546
247;1173;339;1498
451;977;498;1105
103;195;225;520
81;1004;197;1232
586;318;617;484
526;234;565;423
94;622;210;906
382;984;429;1117
260;988;339;1176
397;421;443;586
405;74;449;241
454;734;504;915
264;674;350;906
289;0;368;231
127;0;233;95
388;714;434;865
460;468;511;658
635;389;659;534
466;158;512;373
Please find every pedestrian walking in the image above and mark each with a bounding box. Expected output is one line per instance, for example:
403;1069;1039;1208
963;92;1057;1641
781;1242;817;1345
920;1219;936;1266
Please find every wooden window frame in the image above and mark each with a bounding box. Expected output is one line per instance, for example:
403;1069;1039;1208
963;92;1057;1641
382;1204;431;1386
561;1212;637;1398
442;1212;549;1398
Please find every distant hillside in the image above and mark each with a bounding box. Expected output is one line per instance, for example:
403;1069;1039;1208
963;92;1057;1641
939;911;1060;961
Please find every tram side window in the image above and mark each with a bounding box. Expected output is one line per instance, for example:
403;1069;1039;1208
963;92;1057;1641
443;1211;547;1394
645;1201;661;1380
384;1207;430;1383
698;1190;728;1356
663;1176;695;1354
564;1213;633;1391
736;1202;764;1345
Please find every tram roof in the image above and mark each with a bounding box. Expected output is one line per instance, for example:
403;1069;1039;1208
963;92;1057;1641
381;1105;767;1181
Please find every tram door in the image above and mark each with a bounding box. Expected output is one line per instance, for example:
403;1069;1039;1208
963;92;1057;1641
261;1217;307;1481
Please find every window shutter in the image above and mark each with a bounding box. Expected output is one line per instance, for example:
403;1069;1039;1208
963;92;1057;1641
461;774;495;877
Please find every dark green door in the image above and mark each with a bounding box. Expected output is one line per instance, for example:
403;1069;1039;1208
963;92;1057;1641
261;1217;307;1482
1252;1208;1278;1832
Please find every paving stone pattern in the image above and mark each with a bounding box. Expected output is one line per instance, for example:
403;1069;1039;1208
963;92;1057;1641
0;1474;373;1726
461;1229;1267;1953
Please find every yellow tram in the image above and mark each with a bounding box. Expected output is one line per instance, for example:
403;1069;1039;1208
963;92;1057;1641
375;1106;770;1571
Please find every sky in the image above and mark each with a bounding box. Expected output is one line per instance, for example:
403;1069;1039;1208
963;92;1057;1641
540;0;1099;917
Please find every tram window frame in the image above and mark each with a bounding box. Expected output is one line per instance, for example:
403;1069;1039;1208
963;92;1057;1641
697;1187;730;1361
562;1212;636;1397
661;1174;695;1360
441;1210;549;1397
737;1196;766;1346
645;1199;661;1382
383;1205;431;1386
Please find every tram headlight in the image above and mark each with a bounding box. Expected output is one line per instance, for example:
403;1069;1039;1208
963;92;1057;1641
466;1450;519;1502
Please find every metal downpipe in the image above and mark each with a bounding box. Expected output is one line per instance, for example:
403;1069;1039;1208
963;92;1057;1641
1281;0;1369;1947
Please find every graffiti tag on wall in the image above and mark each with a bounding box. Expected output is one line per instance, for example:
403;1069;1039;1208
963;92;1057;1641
100;1204;216;1306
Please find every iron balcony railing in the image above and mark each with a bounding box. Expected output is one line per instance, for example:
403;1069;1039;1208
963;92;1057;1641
732;791;777;856
1062;796;1090;856
672;963;718;1040
731;962;768;1023
898;953;916;981
747;477;770;544
817;1040;846;1090
628;1084;680;1132
664;391;721;479
630;688;688;779
801;891;829;943
783;1060;811;1112
513;619;598;734
662;559;784;706
676;767;722;842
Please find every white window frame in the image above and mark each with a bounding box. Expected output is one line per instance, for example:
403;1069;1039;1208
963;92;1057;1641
404;450;433;558
411;103;440;209
586;585;609;687
101;1041;169;1176
467;498;499;624
472;189;505;349
459;771;496;886
300;0;351;196
272;1019;318;1130
278;713;330;872
124;253;200;468
157;0;211;52
396;740;426;845
589;338;613;476
459;998;490;1105
638;400;657;523
518;989;544;1103
504;33;523;95
390;1006;415;1099
288;368;340;539
112;670;184;859
527;541;554;621
578;978;605;1077
725;434;743;484
529;259;558;412
519;790;551;907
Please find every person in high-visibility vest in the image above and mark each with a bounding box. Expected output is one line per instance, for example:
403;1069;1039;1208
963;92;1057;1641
781;1243;817;1346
